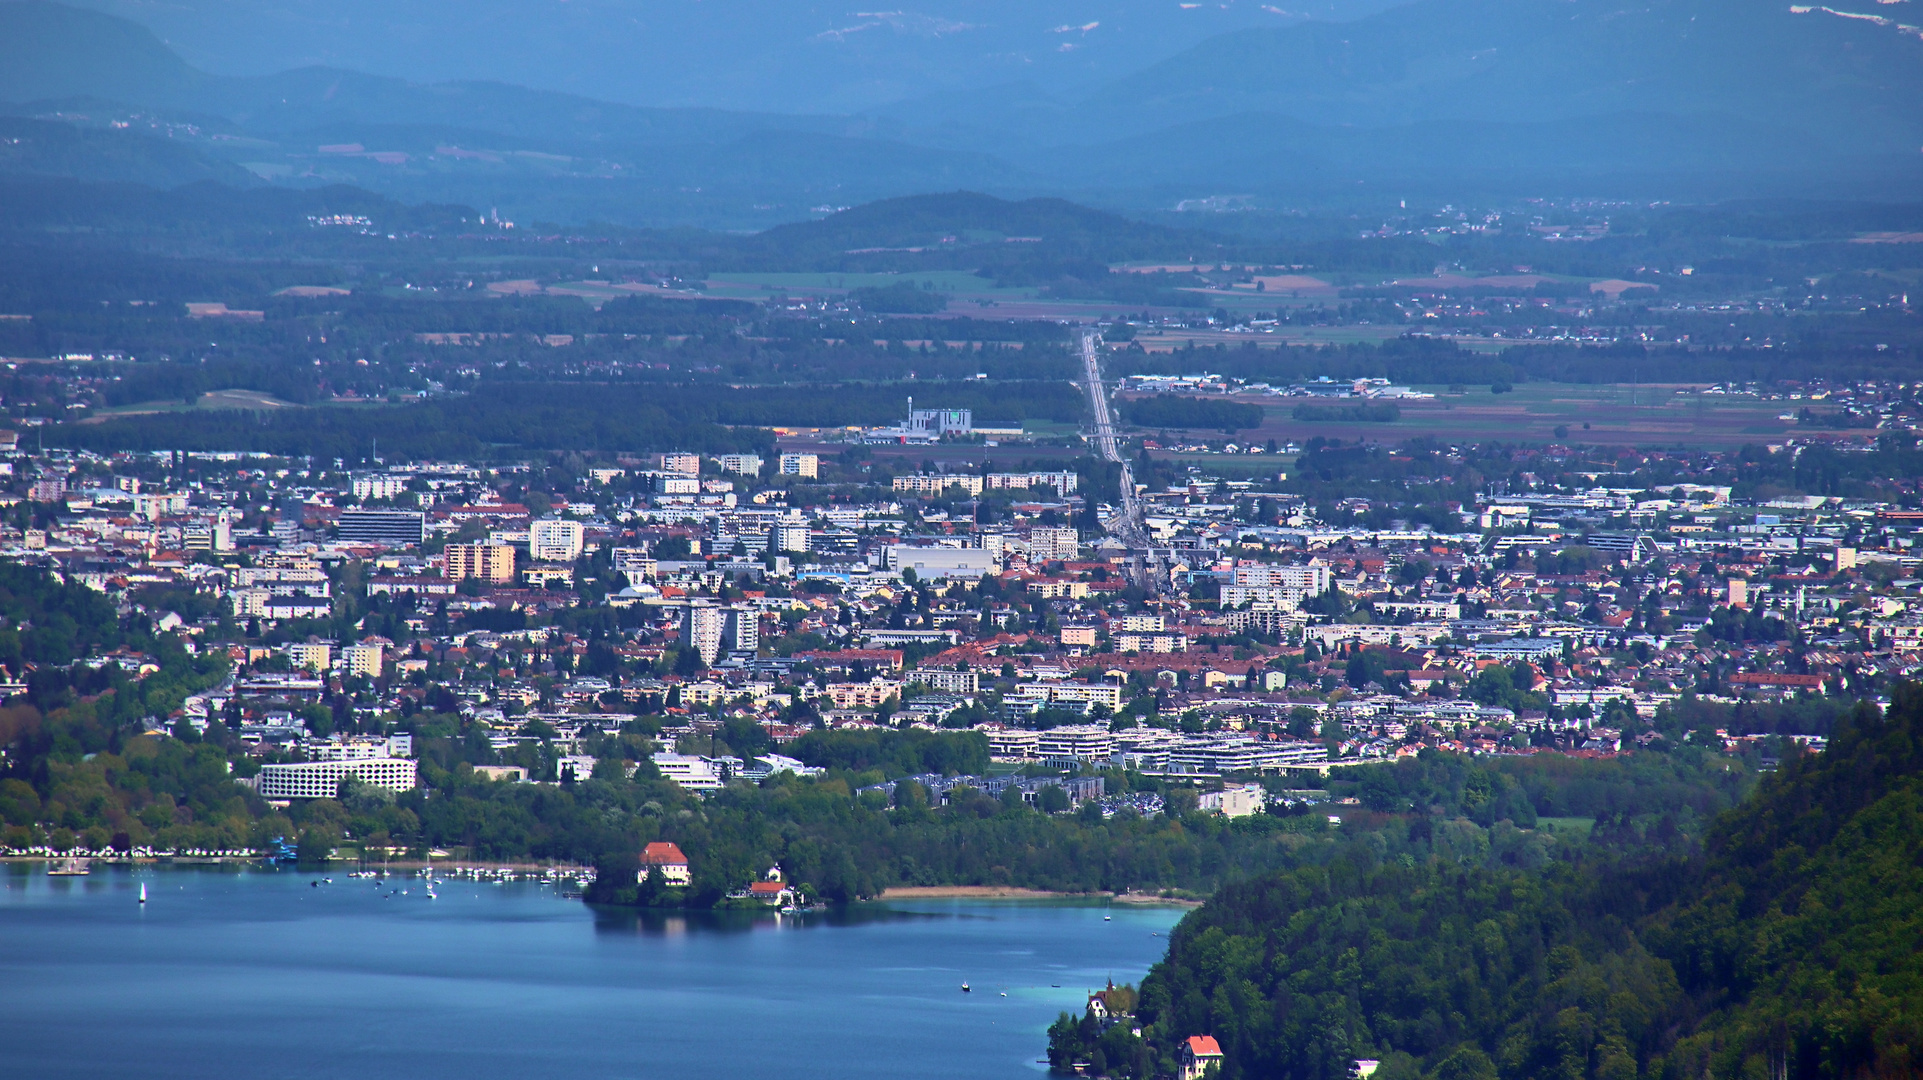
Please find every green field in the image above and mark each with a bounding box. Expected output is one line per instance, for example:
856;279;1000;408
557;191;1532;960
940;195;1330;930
1533;816;1598;837
705;270;1025;296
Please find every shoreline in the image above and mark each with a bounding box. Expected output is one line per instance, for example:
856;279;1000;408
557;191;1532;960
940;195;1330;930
876;885;1202;906
2;855;592;874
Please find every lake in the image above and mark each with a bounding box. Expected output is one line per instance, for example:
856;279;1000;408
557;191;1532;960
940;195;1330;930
0;864;1185;1079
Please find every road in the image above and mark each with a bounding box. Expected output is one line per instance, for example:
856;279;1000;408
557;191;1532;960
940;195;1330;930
1078;329;1163;595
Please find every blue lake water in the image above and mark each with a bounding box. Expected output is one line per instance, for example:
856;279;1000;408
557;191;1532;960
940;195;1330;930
0;864;1185;1079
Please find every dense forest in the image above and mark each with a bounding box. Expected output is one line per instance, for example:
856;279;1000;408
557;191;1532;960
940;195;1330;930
1051;691;1923;1080
1123;397;1266;432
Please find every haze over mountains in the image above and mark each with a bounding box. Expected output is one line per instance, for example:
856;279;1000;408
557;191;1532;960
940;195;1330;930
3;0;1920;227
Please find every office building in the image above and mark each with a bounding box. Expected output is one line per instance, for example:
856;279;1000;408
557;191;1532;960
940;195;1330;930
529;518;585;563
336;510;425;547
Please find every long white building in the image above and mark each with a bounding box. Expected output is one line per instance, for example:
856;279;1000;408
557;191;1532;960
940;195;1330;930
254;757;418;799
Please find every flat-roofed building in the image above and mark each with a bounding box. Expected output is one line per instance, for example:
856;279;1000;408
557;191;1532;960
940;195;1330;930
336;509;425;547
529;518;585;563
446;542;516;583
256;757;417;799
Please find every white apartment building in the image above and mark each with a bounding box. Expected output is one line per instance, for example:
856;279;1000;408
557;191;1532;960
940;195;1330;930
778;453;819;478
255;757;418;799
659;452;700;475
1233;563;1331;592
984;471;1078;494
1028;526;1081;561
528;518;585;562
1114;632;1188;654
684;603;727;665
771;521;810;554
1016;682;1126;708
717;454;764;476
892;474;984;496
917;669;980;694
723;606;760;655
352;474;408;501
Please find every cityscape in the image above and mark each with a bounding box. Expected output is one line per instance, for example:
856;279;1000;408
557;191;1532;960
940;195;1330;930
1;1;1919;1079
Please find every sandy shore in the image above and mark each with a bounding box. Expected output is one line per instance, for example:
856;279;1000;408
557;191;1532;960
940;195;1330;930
877;885;1201;906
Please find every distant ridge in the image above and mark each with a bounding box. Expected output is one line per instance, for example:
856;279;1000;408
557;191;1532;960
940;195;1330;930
2;0;1920;225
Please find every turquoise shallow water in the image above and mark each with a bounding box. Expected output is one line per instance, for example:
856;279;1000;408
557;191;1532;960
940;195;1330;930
0;864;1184;1079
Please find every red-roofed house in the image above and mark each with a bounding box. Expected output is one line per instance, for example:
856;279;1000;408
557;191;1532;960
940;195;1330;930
1181;1036;1224;1080
729;865;797;907
638;841;691;886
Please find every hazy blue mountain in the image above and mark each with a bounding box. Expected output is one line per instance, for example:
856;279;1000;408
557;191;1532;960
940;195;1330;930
56;0;1402;113
1075;0;1923;143
4;0;1919;227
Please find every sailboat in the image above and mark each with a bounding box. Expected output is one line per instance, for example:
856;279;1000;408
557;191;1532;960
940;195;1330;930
138;882;147;904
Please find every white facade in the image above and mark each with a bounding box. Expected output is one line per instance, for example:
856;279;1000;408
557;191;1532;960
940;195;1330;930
1233;563;1331;592
684;603;726;664
717;454;764;476
652;753;724;791
256;757;418;799
885;545;998;579
352;475;408;501
529;518;585;562
918;669;980;694
771;522;810;553
1200;783;1267;818
1029;526;1081;561
723;606;760;655
1036;725;1116;762
778;453;818;478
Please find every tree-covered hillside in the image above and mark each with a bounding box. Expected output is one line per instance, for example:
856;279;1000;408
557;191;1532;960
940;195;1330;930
1057;692;1923;1080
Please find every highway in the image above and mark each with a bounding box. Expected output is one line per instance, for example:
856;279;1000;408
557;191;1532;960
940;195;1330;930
1078;329;1163;595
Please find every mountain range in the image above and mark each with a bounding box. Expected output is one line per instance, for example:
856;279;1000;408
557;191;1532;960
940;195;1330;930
2;0;1919;228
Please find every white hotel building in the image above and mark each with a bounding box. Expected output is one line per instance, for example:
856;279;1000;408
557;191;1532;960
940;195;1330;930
254;757;418;800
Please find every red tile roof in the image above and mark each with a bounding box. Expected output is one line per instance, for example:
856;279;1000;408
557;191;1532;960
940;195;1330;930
1187;1036;1223;1058
640;842;688;866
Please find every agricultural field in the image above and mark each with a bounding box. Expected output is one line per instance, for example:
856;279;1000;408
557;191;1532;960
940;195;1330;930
1126;383;1832;450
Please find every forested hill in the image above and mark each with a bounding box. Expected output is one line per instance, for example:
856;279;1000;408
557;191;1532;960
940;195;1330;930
1068;692;1923;1080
